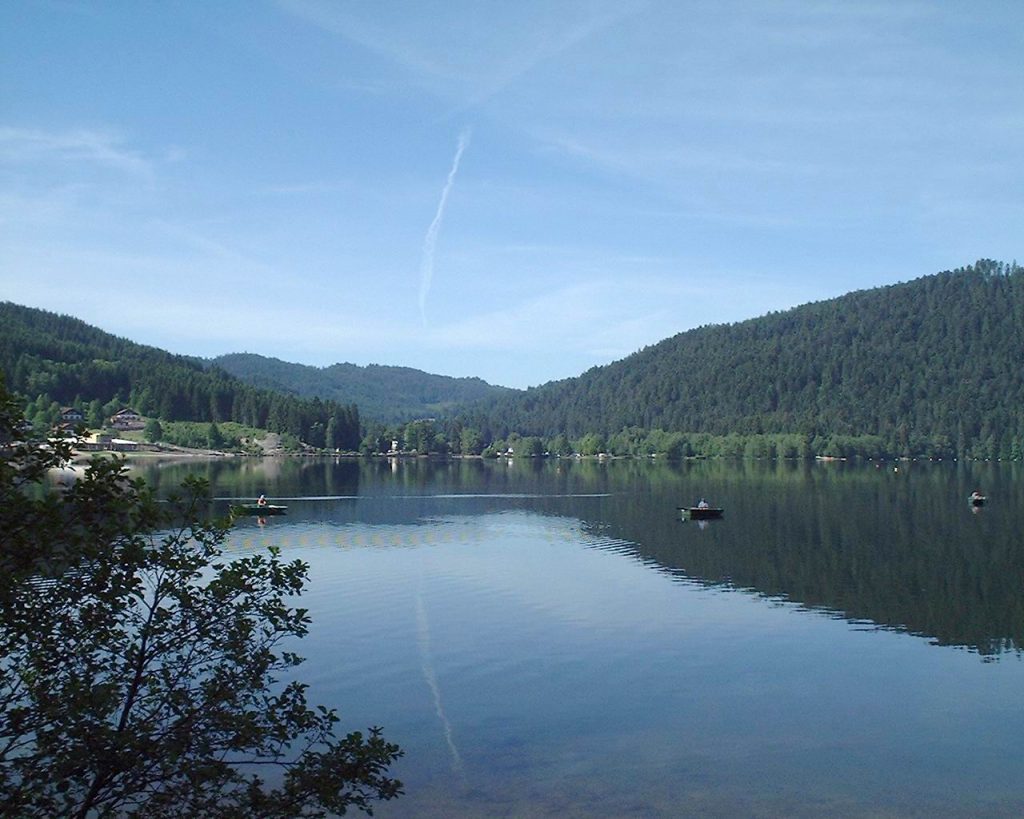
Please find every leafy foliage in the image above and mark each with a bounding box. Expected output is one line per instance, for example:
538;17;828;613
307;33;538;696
0;379;402;817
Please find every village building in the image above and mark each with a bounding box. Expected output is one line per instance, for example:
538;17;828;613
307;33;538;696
109;408;144;430
78;432;142;452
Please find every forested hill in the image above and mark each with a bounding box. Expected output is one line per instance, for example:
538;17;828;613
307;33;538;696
462;260;1024;459
0;302;361;449
210;353;513;424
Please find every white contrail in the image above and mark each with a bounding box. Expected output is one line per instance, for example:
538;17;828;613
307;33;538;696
416;591;465;778
419;128;471;326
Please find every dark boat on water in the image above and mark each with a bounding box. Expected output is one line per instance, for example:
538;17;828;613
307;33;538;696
232;504;288;516
679;506;724;520
968;493;986;507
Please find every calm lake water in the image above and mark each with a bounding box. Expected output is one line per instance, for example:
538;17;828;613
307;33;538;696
131;456;1024;817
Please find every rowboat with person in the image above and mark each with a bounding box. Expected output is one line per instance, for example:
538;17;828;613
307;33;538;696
679;498;724;520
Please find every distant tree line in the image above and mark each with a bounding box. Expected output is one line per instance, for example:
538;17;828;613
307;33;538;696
361;419;924;461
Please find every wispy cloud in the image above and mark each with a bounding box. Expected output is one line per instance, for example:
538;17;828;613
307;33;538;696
0;126;154;177
261;180;355;196
419;128;471;326
449;1;645;113
275;0;643;112
430;278;670;356
274;0;455;83
429;269;824;357
542;131;812;177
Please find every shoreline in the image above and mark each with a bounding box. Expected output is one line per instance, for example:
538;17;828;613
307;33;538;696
71;447;242;464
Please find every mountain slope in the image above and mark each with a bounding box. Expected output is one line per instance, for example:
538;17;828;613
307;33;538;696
209;353;513;424
0;303;361;448
463;260;1024;458
5;258;1022;459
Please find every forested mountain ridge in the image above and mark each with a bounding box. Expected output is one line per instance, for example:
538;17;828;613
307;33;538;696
4;259;1022;459
461;260;1024;459
209;353;512;424
0;302;361;449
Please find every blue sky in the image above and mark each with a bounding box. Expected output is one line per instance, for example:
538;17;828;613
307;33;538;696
2;1;1021;389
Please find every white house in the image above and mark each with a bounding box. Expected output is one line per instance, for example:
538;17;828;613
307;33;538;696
110;408;144;430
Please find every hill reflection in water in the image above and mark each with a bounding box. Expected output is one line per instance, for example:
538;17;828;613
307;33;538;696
132;455;1024;658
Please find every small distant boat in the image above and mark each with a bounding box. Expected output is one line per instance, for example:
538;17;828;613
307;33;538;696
232;503;288;516
679;506;724;520
968;494;986;507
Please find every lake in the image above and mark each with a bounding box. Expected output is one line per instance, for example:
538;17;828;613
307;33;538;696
130;456;1024;817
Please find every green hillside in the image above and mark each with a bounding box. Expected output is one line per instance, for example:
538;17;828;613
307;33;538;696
5;259;1022;460
210;353;512;424
0;303;360;449
461;260;1024;459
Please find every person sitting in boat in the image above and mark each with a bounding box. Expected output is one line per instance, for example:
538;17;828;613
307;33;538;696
970;490;984;502
257;493;267;507
697;498;709;509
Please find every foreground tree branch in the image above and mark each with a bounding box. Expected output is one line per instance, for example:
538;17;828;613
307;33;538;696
0;377;402;817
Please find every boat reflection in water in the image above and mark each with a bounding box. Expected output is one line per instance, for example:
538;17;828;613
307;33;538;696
678;505;724;521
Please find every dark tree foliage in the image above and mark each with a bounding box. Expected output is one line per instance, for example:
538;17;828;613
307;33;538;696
461;260;1024;459
0;304;360;449
211;353;512;424
0;378;402;817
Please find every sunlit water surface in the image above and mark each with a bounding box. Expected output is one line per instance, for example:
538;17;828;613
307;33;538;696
133;457;1024;817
